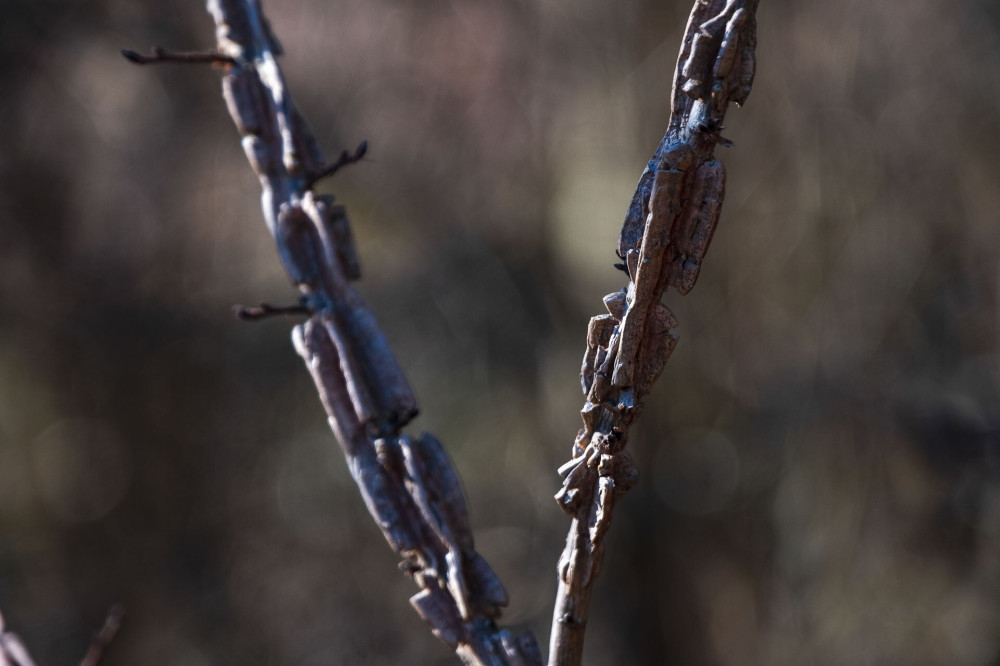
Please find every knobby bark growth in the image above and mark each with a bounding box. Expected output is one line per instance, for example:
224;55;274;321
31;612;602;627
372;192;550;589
128;1;541;664
117;0;757;664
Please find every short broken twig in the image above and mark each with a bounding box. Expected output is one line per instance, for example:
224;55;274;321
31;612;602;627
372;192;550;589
233;302;312;321
301;140;369;192
0;607;36;666
121;47;236;67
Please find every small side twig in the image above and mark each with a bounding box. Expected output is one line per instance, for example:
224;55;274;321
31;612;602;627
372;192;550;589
233;302;312;321
78;604;124;666
301;140;369;192
121;47;236;67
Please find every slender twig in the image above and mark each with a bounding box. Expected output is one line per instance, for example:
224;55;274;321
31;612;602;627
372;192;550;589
78;605;124;666
233;302;311;321
547;1;759;663
0;607;36;666
301;140;369;193
121;47;236;66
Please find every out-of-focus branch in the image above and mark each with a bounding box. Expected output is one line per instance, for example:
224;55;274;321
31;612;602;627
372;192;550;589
79;604;124;666
0;608;35;666
0;605;122;666
125;1;540;664
547;1;759;664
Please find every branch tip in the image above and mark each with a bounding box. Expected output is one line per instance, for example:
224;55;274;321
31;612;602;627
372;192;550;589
233;302;312;321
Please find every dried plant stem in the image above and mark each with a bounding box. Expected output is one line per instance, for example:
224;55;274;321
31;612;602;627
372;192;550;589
127;1;540;664
548;1;759;664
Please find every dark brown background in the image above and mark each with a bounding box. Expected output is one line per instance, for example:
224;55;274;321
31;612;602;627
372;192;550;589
2;1;999;664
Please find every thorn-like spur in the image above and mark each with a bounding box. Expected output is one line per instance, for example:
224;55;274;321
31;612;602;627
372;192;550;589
613;248;630;276
233;302;312;321
302;140;369;192
121;47;237;67
696;120;734;147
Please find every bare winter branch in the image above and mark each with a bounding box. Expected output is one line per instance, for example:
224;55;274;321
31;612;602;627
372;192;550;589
127;1;541;663
547;1;760;664
123;0;759;662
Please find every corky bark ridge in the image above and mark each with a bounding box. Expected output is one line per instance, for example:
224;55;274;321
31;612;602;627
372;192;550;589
548;1;759;664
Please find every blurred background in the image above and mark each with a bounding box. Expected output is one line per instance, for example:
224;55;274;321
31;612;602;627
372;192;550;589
1;0;999;663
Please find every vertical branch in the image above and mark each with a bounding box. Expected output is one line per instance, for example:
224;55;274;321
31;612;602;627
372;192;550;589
124;1;539;664
547;1;760;664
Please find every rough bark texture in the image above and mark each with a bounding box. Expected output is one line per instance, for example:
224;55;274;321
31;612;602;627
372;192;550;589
120;0;760;663
548;1;760;664
125;1;542;664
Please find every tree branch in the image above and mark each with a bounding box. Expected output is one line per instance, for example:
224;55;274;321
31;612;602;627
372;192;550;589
126;1;540;663
547;1;760;664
